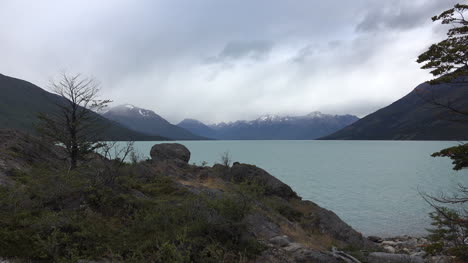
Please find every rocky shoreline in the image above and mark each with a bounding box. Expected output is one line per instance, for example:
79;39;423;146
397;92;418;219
365;235;455;263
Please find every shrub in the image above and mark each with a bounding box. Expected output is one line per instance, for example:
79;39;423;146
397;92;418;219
425;207;468;260
0;165;264;262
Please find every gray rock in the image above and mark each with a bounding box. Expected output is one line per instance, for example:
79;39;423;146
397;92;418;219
245;214;282;240
150;143;190;163
410;251;427;258
382;240;398;246
427;256;454;263
401;238;418;248
269;235;292;247
283;242;303;252
384;245;396;253
313;204;375;248
293;249;340;263
368;235;383;243
368;252;424;263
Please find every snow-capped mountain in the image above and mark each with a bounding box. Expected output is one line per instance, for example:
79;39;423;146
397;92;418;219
103;104;205;140
178;112;359;140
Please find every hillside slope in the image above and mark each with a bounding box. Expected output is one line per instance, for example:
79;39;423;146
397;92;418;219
0;74;166;141
321;81;468;140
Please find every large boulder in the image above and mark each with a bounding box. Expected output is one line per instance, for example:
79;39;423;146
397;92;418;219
150;143;191;163
309;201;375;248
227;163;299;199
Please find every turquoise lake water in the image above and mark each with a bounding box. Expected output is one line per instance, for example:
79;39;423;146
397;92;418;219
132;140;468;237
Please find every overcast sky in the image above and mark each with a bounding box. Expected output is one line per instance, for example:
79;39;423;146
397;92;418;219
0;0;459;123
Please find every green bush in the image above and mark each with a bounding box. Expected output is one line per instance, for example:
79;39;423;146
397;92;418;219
425;207;468;261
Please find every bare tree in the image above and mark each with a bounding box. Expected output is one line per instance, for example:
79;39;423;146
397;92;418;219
220;151;232;167
96;141;135;185
37;73;111;170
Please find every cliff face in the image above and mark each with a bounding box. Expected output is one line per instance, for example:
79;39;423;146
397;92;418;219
0;129;373;262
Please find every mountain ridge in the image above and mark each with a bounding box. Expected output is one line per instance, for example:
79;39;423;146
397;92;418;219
178;112;359;140
320;80;468;140
103;104;207;140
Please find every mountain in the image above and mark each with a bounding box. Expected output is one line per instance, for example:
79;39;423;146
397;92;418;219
103;105;206;140
0;73;167;141
177;118;218;139
178;112;359;140
321;81;468;140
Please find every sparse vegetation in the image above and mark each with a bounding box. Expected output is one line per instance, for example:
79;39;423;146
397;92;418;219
220;151;232;167
0;163;264;262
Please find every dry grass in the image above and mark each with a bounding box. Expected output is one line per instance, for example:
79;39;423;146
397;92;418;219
277;214;336;251
177;176;228;191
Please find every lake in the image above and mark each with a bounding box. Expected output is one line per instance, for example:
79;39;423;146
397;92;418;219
132;140;468;237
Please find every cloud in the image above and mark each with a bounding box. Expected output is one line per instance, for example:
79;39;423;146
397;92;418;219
356;0;459;32
0;0;454;123
206;40;274;63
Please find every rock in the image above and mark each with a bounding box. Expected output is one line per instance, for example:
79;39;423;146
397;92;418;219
0;159;6;170
245;214;282;240
226;163;299;199
150;143;190;163
383;245;396;253
382;240;398;246
283;243;303;252
401;238;418;248
368;235;383;243
312;204;376;249
331;247;362;263
427;256;454;263
293;249;340;263
368;252;424;263
130;189;148;199
256;248;296;263
411;251;426;258
269;235;292;247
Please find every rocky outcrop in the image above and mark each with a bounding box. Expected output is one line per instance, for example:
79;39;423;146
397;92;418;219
150;143;191;163
226;163;299;199
314;204;373;248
